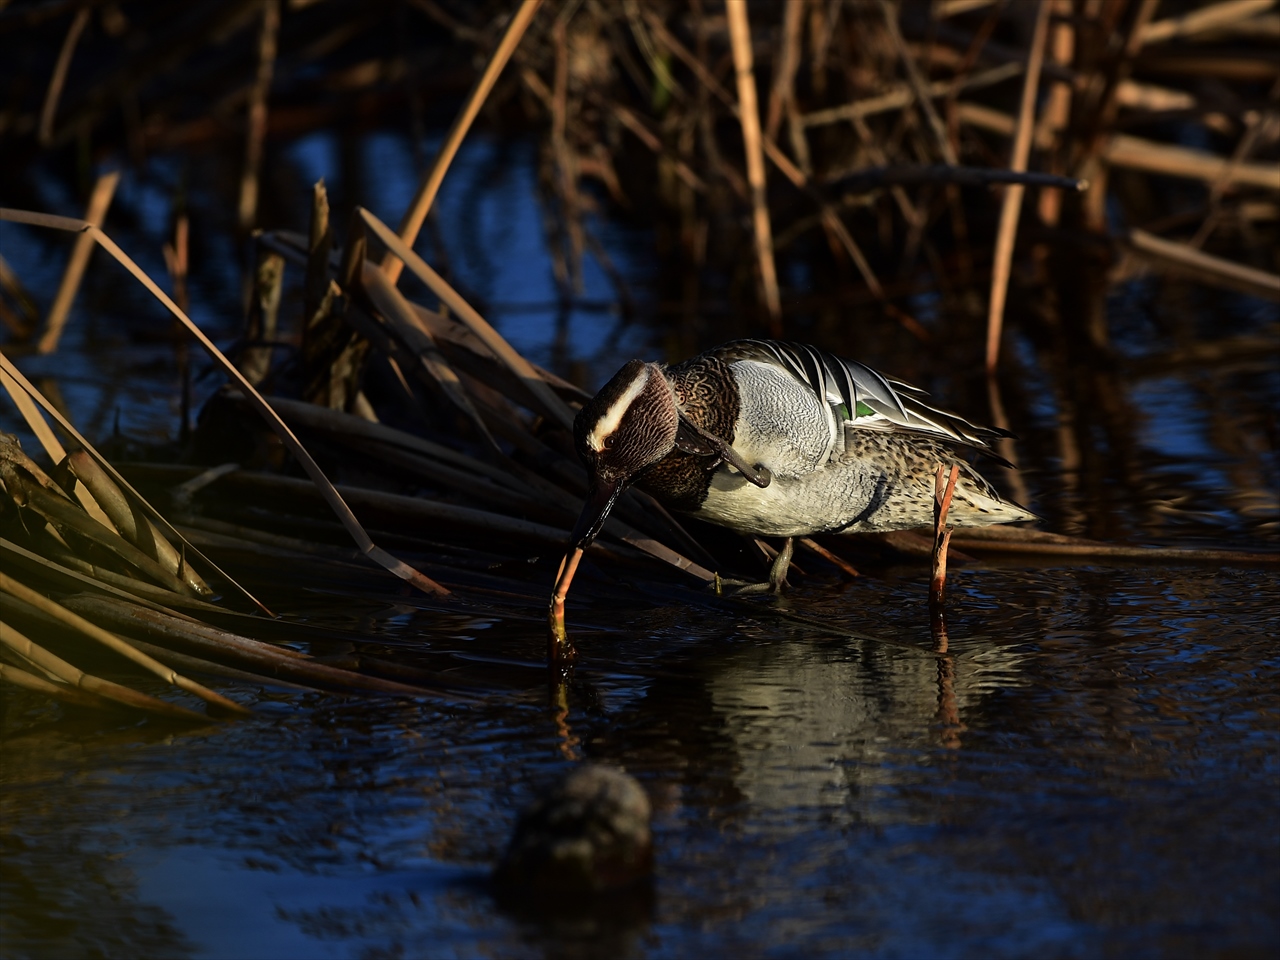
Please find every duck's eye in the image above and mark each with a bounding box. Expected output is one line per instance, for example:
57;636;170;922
603;436;616;450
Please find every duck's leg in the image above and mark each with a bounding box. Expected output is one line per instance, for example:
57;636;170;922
719;537;795;596
766;537;794;593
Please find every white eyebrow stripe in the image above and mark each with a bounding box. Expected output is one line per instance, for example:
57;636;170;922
587;365;651;451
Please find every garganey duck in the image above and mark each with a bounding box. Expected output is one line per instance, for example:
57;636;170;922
549;340;1034;655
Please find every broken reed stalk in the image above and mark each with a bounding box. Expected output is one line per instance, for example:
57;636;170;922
985;0;1051;375
0;207;446;599
0;369;117;531
37;170;120;355
1126;228;1280;301
2;332;268;612
931;464;961;612
726;0;782;336
66;450;214;597
384;0;543;284
1139;0;1277;45
955;102;1280;190
360;260;500;450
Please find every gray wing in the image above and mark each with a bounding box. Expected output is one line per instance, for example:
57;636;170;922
712;339;1008;454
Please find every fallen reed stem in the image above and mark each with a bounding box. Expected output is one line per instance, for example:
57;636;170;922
0;571;250;716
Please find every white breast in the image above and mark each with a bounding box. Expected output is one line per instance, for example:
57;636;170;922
728;360;838;480
689;361;885;537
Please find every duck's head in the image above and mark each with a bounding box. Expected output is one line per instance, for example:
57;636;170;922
568;359;678;551
549;360;678;660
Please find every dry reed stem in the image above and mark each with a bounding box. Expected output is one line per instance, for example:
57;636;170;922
639;10;806;188
0;535;231;618
12;474;194;595
0;206;446;599
384;0;543;283
0;253;39;336
879;0;959;165
1190;104;1277;248
0;368;121;532
142;457;717;583
1125;228;1280;300
936;0;1001;16
765;0;805;141
726;0;783;335
953;100;1280;189
303;179;333;345
0;571;249;716
550;12;584;292
7;307;269;610
38;170;120;354
801;61;1023;128
162;214;190;311
1140;0;1276;45
241;250;283;387
984;0;1051;374
798;538;860;579
607;101;707;191
64;596;458;696
238;0;280;231
37;4;91;145
266;396;527;491
1104;132;1280;190
0;662;127;712
360;261;499;450
361;207;577;432
69;595;338;664
947;532;1280;564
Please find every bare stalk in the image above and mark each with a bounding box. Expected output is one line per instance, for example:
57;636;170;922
383;0;543;283
38;170;121;355
37;5;91;146
726;0;783;335
984;0;1051;374
238;0;280;231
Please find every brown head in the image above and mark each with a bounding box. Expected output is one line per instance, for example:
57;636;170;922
549;360;679;660
567;359;680;550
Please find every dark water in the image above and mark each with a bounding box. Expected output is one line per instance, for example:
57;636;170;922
3;563;1277;958
2;129;1279;958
